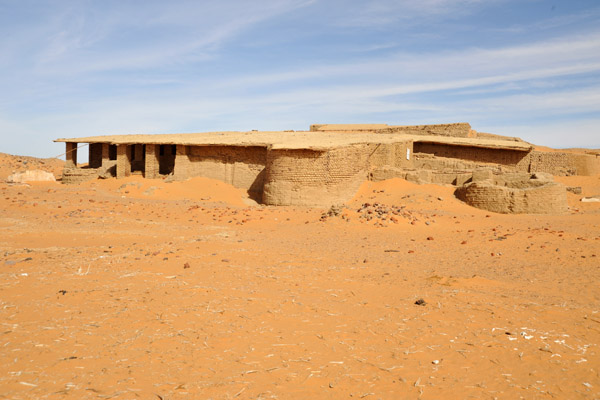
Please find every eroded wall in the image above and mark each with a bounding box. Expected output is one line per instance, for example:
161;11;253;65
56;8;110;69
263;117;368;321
414;143;530;167
365;141;413;169
384;123;473;138
263;145;369;206
174;145;267;198
413;144;600;176
311;123;473;138
456;181;568;214
526;151;600;176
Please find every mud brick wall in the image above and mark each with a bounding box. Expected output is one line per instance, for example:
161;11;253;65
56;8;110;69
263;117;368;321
414;153;489;172
263;145;368;206
364;140;414;169
61;167;99;184
385;123;472;138
456;181;567;214
89;143;103;168
414;143;529;167
527;151;574;175
527;151;600;176
174;145;267;195
116;144;132;179
572;153;600;175
311;123;472;138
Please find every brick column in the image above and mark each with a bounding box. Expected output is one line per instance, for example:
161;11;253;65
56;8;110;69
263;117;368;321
116;144;131;179
101;143;110;166
145;144;159;178
65;142;77;168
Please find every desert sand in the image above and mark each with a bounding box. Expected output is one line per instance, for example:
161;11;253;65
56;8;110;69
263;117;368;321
1;152;599;399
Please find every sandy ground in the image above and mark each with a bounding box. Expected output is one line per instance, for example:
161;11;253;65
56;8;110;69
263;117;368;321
1;154;599;399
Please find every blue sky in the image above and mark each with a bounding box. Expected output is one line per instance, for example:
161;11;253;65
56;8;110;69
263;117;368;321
1;0;599;158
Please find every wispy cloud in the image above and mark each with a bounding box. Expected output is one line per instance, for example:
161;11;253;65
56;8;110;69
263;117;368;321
215;31;600;97
1;0;600;157
16;0;316;75
327;0;497;27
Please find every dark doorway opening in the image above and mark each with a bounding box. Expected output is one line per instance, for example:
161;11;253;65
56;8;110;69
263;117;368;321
159;144;176;175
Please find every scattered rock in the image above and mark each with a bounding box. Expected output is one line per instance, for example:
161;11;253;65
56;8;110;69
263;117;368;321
183;262;191;269
321;205;345;220
414;298;427;306
566;186;582;194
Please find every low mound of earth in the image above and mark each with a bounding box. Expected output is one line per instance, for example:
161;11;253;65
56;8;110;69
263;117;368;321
0;152;64;181
1;153;599;399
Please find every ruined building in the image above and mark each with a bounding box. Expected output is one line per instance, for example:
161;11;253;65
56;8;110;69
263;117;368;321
56;123;600;212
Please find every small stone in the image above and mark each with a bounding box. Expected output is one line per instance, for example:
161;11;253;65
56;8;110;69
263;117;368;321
415;298;426;306
426;236;434;241
183;262;191;269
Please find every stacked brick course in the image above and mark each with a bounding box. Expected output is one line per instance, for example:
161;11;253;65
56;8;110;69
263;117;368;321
116;145;132;179
456;180;567;214
144;145;159;179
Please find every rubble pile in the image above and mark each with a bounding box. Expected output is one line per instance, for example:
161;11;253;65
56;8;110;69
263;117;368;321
320;202;426;227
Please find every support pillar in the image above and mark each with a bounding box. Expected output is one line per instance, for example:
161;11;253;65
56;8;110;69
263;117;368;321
145;144;159;178
101;143;110;166
116;144;131;179
65;142;77;168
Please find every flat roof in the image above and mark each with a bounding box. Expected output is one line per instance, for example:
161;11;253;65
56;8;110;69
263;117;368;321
55;130;533;152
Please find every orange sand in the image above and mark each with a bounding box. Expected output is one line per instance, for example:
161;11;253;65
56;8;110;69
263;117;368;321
1;154;599;399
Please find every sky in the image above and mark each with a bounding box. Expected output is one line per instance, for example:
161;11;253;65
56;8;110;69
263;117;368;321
1;0;599;158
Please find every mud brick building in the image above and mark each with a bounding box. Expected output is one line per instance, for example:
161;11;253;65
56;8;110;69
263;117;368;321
56;123;600;206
